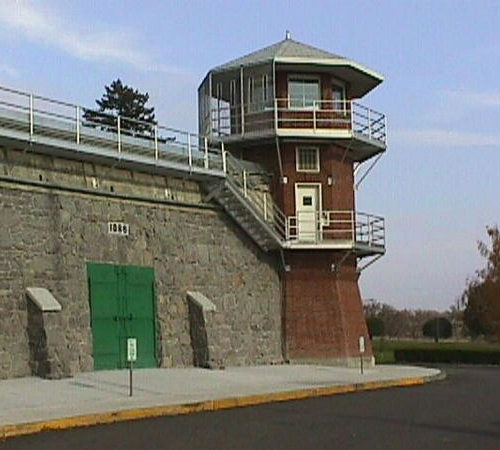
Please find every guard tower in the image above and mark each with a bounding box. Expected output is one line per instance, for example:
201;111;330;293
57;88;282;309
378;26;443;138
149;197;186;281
199;34;386;366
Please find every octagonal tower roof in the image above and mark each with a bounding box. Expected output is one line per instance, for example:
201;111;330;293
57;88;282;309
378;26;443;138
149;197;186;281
212;38;346;72
207;36;384;97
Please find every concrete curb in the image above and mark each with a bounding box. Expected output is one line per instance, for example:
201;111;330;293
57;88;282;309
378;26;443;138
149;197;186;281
0;371;445;440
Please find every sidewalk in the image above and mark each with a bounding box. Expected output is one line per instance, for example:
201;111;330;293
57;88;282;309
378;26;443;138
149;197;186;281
0;364;443;438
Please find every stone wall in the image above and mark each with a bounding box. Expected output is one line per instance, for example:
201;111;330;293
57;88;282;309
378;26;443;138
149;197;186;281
0;148;283;379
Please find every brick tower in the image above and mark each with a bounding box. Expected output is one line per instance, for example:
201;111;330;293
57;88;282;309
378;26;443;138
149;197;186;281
199;34;386;366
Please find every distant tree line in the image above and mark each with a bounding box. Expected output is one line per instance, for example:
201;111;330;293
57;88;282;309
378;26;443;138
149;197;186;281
363;299;456;340
365;225;500;341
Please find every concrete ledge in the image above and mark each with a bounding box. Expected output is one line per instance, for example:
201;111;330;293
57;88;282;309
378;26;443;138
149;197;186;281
26;287;62;312
187;291;216;312
0;370;445;440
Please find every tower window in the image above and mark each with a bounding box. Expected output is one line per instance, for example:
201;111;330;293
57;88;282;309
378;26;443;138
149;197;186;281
296;147;320;172
288;78;320;109
332;82;346;112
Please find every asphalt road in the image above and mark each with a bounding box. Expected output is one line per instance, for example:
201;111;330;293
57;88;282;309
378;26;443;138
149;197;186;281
2;366;500;450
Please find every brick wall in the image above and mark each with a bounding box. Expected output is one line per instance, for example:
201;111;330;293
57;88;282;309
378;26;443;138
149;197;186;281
284;252;373;363
230;142;355;217
278;143;355;216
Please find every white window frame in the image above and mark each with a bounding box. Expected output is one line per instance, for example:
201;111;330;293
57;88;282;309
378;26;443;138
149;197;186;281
295;183;323;208
296;146;320;173
287;74;321;110
331;78;347;113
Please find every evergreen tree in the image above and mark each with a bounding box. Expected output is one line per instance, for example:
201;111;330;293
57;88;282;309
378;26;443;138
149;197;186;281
83;79;156;134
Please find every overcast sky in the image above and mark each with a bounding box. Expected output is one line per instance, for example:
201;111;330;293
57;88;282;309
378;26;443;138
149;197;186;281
1;0;499;311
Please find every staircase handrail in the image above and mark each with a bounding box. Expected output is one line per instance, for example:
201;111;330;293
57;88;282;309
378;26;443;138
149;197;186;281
224;153;287;240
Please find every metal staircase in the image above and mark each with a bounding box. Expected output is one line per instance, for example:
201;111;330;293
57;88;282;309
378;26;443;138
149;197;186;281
204;153;286;251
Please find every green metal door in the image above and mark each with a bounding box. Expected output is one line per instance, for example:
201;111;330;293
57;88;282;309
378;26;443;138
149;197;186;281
88;263;157;370
122;265;157;368
87;263;121;369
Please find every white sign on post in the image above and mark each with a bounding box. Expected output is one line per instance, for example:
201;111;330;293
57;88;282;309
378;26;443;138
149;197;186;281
359;336;365;375
359;336;365;354
127;338;137;362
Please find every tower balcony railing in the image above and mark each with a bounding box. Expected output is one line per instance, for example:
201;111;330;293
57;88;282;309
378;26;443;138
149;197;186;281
285;210;385;250
209;99;386;146
224;152;385;253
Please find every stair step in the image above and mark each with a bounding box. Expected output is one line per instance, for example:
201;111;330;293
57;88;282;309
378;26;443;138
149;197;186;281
211;185;280;251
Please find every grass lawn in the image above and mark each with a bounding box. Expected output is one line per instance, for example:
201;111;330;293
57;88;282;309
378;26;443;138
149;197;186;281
372;339;500;364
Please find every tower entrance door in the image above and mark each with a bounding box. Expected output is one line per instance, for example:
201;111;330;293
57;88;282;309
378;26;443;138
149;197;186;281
87;263;157;370
295;184;321;242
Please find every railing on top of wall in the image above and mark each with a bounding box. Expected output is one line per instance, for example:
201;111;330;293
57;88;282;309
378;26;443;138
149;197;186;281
210;99;386;145
0;85;225;173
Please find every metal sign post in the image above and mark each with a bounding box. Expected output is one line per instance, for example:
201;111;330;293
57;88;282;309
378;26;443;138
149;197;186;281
359;336;365;375
127;338;137;397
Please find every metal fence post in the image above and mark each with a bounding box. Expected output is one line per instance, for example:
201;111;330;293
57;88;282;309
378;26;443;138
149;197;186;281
384;115;388;145
350;101;354;132
274;98;278;131
351;210;355;243
368;108;372;139
263;193;268;220
243;170;248;198
187;132;192;168
369;216;373;246
221;142;227;173
76;106;80;144
29;94;34;137
240;67;245;135
204;137;209;169
154;125;158;160
313;101;317;131
117;116;121;153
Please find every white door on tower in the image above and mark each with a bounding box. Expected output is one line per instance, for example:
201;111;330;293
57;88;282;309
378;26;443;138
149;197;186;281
296;185;320;242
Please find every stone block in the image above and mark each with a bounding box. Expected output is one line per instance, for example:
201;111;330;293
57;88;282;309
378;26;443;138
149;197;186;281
27;288;62;312
187;291;216;312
